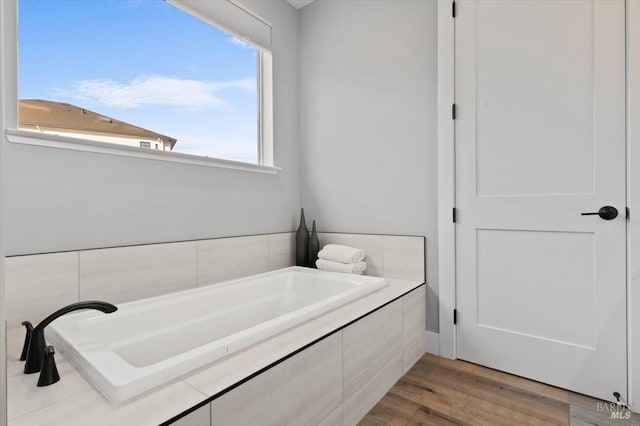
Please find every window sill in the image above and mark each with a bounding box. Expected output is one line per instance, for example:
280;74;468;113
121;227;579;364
5;129;281;175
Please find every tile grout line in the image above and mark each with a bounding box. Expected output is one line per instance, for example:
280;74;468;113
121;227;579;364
341;328;344;404
381;235;385;278
401;296;406;373
180;379;209;399
340;329;344;423
193;241;199;288
267;234;272;271
76;251;81;302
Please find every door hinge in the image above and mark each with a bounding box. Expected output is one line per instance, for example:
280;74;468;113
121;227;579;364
452;1;456;18
452;103;457;120
453;309;457;325
452;207;457;223
627;207;630;220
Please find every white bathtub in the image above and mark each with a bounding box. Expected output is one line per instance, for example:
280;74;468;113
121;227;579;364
47;266;385;402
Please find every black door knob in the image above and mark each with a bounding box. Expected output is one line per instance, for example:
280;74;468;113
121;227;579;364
581;206;618;220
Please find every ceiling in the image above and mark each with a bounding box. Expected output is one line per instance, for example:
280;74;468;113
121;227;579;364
286;0;315;9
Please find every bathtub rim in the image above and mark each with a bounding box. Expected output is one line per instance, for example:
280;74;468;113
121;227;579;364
47;266;387;401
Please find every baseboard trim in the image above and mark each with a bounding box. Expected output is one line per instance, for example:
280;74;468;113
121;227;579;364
425;330;440;356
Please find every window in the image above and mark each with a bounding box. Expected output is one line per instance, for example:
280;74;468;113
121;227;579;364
17;0;273;167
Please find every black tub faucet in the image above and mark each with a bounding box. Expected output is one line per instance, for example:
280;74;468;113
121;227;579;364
23;301;117;374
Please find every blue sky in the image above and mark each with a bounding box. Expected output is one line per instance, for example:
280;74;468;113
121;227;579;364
18;0;259;163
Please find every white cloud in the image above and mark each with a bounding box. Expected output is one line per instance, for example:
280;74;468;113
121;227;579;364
228;36;254;50
127;0;144;8
55;75;256;110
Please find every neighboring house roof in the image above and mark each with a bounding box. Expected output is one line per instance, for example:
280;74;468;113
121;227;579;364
19;99;177;149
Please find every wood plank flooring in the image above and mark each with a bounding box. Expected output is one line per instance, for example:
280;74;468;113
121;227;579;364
360;353;640;426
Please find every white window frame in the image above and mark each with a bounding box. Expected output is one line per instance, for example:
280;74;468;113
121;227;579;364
3;0;278;175
0;2;9;425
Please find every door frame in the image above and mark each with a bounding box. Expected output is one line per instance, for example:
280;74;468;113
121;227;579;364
437;0;640;412
436;0;456;363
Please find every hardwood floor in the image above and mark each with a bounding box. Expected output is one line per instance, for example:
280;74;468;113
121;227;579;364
360;354;640;426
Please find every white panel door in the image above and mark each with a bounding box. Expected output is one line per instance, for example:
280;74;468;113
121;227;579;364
455;0;626;402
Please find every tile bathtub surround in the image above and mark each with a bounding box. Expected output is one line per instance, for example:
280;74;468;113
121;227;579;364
267;232;296;270
79;241;198;304
342;301;403;399
172;405;211;426
4;231;422;326
197;233;296;284
318;233;384;277
197;235;270;285
4;232;297;325
6;279;425;426
318;233;425;281
4;252;79;326
343;354;403;426
382;235;425;282
4;231;426;425
402;285;428;373
210;333;342;426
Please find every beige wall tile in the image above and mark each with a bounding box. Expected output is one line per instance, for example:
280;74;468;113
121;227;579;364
211;355;289;426
342;354;403;426
403;285;427;346
172;404;210;426
197;235;269;286
5;252;79;326
267;232;295;256
403;335;425;375
210;332;342;426
402;285;427;373
383;235;425;281
268;232;295;270
267;253;295;271
314;291;396;331
342;300;403;399
288;333;343;425
79;242;197;304
318;405;343;426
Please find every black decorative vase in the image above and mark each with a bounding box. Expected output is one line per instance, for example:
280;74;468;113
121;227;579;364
308;220;320;268
295;209;309;267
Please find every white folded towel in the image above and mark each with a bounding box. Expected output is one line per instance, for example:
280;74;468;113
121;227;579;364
317;244;366;264
316;259;367;275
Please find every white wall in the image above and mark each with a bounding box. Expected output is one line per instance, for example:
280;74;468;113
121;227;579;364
628;0;640;412
299;0;439;332
4;0;300;256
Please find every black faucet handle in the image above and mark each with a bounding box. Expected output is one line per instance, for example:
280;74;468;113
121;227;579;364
37;346;60;387
24;301;118;375
19;321;33;361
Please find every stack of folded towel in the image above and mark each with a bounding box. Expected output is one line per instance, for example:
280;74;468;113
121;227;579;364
316;244;367;274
